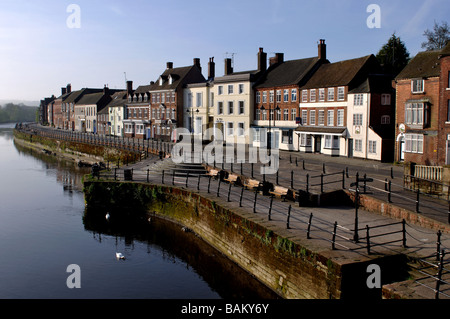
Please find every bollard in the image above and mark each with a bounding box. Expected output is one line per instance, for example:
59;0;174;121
268;197;273;221
307;213;313;239
286;205;291;229
253;191;257;213
239;187;244;207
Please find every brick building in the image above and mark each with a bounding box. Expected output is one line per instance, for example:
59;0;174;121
124;83;151;139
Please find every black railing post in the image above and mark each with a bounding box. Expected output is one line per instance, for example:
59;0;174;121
437;230;442;261
239;187;244;207
320;174;324;193
286;205;291;229
302;159;305;170
363;173;367;194
435;250;445;299
268;196;273;221
162;170;165;184
253;191;258;213
388;180;392;203
366;225;371;255
391;167;394;179
416;189;420;213
354;172;359;242
307;213;313;239
197;174;201;191
217;179;221;197
291;170;294;189
208;175;211;193
342;170;345;189
402;219;407;248
251;163;254;178
306;174;309;194
185;172;189;188
227;182;232;202
332;221;337;250
323;163;326;174
147;169;149;183
276;170;279;185
295;157;298;167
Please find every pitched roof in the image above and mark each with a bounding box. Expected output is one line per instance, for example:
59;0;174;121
300;55;379;89
254;57;321;88
439;41;450;57
63;88;103;103
76;92;106;105
349;74;394;94
395;50;441;80
150;65;205;91
106;91;128;108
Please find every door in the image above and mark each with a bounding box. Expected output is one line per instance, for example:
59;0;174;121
314;135;321;153
399;139;405;162
348;139;353;158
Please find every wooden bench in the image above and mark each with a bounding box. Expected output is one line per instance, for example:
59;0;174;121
243;179;261;191
206;169;220;179
269;185;289;201
224;173;239;185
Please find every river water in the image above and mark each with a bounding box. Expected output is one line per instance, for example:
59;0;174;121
0;123;277;299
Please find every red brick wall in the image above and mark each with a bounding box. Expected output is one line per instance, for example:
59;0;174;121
439;56;450;164
395;77;440;165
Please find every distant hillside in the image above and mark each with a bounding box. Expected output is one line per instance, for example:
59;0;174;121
0;103;38;124
0;99;39;107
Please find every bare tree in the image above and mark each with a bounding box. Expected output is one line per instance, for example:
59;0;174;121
421;21;450;51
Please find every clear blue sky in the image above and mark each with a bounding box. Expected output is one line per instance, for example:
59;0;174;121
0;0;449;101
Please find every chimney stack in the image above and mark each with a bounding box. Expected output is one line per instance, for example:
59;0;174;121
66;83;71;94
167;62;173;69
126;80;133;96
193;58;201;72
257;47;267;71
224;58;233;75
269;53;284;67
318;39;326;61
208;57;215;80
103;85;109;95
61;87;67;95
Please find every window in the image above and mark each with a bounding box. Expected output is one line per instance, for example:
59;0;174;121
291;108;296;121
238;101;244;114
253;128;260;142
283;109;289;121
318;88;325;101
310;89;316;102
237;122;245;136
196;92;202;107
302;110;308;124
161;93;165;103
270;109;274;121
405;102;425;125
327;110;334;126
325;135;339;149
447;100;450;122
210;92;214;107
405;134;423;153
276;108;281;121
227;122;234;136
337;87;345;101
291;89;297;102
218;101;223;115
381;94;391;105
355;139;362;152
368;141;377;154
282;130;292;144
255;109;260;120
276;90;282;102
269;90;274;103
238;84;244;94
353;113;363;126
262;91;267;103
381;115;390;124
302;90;308;102
171;92;175;103
218;86;223;95
228;85;234;94
228;101;234;114
411;79;424;93
151;94;155;103
284;89;289;102
256;92;260;104
337;109;344;126
354;94;364;106
262;110;267;120
310;110;316;125
172;108;176;119
300;134;312;146
327;88;334;101
318;110;325;125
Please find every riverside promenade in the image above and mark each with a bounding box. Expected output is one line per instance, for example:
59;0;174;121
17;123;450;298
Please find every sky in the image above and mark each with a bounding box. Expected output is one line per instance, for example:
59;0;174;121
0;0;449;102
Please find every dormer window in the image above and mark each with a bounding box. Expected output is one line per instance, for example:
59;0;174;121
138;94;142;102
411;79;424;93
168;75;173;85
159;77;164;86
133;94;137;102
144;93;148;102
128;95;132;103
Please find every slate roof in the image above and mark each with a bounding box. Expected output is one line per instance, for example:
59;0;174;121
106;91;128;108
63;88;103;104
76;92;106;105
440;41;450;57
254;57;321;88
149;65;205;91
300;55;380;89
395;50;441;80
349;74;394;94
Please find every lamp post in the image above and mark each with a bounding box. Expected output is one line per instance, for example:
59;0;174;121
187;107;199;151
260;104;280;155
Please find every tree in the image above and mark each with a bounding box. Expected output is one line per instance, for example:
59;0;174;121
376;33;410;77
421;21;450;51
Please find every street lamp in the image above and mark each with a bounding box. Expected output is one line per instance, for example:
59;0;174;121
260;104;280;154
186;107;199;134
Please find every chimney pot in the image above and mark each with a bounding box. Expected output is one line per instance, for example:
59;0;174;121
224;58;233;75
61;87;67;95
66;83;71;94
318;39;326;61
167;62;173;69
208;57;215;80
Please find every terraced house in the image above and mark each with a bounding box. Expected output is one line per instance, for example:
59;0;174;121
214;48;267;145
298;53;394;161
124;83;151;139
253;40;328;151
149;59;206;142
395;42;450;167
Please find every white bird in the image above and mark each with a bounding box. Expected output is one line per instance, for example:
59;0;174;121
116;252;125;260
105;213;110;220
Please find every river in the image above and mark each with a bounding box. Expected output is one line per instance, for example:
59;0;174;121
0;123;277;299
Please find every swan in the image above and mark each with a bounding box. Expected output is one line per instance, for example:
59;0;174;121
105;213;110;220
116;252;125;260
